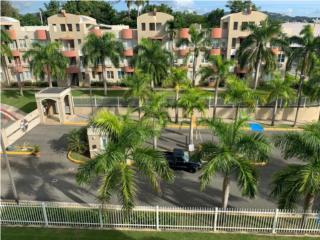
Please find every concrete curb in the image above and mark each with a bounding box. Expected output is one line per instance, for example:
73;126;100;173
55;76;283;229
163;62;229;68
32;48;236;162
67;151;86;164
0;151;33;155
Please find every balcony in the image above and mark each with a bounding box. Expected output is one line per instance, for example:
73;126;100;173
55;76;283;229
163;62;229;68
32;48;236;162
95;65;103;73
123;66;134;73
179;28;189;39
14;65;24;73
179;48;189;57
11;50;20;57
67;65;80;74
211;28;222;39
35;30;47;40
6;29;17;40
121;29;133;39
123;49;133;57
271;47;280;55
90;28;102;37
62;49;77;57
210;48;221;56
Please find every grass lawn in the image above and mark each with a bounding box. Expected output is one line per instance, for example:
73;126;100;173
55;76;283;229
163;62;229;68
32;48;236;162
2;227;316;240
0;90;37;113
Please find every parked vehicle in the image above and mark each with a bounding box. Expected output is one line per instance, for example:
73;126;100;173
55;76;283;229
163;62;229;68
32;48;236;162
164;148;201;173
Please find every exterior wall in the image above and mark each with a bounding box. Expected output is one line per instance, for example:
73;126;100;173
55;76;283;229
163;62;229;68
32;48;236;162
220;11;267;60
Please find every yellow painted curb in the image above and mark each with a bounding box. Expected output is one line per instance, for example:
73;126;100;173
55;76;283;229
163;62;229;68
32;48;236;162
67;151;86;164
64;122;87;126
0;151;33;155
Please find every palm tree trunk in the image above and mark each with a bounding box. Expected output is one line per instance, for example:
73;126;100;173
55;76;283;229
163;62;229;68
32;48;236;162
189;112;194;145
234;105;240;121
253;59;261;90
302;192;315;227
1;57;11;85
271;97;278;126
17;73;23;96
175;88;179;123
47;67;52;88
213;78;220;119
1;134;19;203
222;175;230;209
153;118;157;149
293;57;307;127
138;98;142;120
192;54;197;87
102;66;107;96
88;72;94;115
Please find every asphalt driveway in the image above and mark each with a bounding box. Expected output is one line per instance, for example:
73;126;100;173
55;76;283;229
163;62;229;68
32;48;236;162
1;124;318;209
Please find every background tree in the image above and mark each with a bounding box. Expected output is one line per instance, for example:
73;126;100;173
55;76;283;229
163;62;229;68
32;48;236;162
223;76;258;120
177;24;208;86
40;0;61;24
264;73;295;126
125;0;134;17
198;117;270;208
0;30;13;88
198;56;234;119
178;88;210;145
303;75;320;121
1;0;20;19
82;33;124;95
23;42;68;88
206;8;224;27
77;110;174;209
142;93;170;149
165;19;177;58
226;0;258;13
271;122;320;213
173;11;206;29
20;13;42;26
238;19;281;89
142;3;173;14
132;38;171;89
135;0;149;16
290;25;320;127
124;69;151;119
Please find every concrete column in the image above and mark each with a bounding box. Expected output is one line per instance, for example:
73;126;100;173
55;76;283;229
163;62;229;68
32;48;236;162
36;99;45;123
68;94;74;115
57;99;65;124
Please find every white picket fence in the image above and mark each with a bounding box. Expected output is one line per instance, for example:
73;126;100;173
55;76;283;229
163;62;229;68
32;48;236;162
1;200;319;234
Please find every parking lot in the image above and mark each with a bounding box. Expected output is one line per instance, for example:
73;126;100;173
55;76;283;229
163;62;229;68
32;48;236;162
2;124;318;209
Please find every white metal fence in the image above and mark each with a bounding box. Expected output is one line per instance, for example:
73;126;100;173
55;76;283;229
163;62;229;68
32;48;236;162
1;200;319;234
73;96;320;108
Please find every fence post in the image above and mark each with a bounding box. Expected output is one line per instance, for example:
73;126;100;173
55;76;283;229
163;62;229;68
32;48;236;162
94;96;97;107
42;202;48;227
117;97;120;110
272;209;279;234
156;205;160;231
213;207;218;232
99;205;103;228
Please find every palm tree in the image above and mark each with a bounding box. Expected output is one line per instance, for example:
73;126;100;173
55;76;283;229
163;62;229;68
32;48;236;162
135;0;148;16
303;75;320;121
0;30;13;87
223;75;258;120
142;93;170;149
289;25;320;126
23;42;68;88
271;122;320;213
238;19;281;89
82;33;124;96
165;20;176;58
177;24;208;86
124;69;151;119
125;0;134;17
163;67;191;123
178;88;210;145
198;117;271;208
132;38;171;89
265;73;295;126
198;56;234;118
76;110;174;209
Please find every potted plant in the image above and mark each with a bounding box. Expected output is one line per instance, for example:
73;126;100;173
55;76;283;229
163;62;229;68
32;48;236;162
32;145;40;157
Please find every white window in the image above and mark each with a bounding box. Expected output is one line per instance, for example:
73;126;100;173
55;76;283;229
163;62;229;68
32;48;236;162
100;136;108;150
278;53;285;63
118;71;125;79
52;24;57;32
107;71;114;79
23;71;32;80
19;39;27;48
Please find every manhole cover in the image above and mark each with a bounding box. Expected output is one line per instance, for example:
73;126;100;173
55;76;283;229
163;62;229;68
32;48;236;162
51;178;58;183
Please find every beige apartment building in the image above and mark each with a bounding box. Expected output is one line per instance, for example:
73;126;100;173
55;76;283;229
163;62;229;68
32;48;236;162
1;9;319;87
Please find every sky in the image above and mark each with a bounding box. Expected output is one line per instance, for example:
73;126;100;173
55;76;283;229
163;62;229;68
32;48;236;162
10;0;320;18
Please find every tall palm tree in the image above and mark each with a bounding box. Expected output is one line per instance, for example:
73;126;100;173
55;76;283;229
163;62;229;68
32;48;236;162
142;93;170;149
135;0;148;16
132;38;171;89
238;19;281;89
23;42;68;88
177;24;208;86
265;73;295;126
223;75;258;120
163;67;191;123
165;19;176;59
303;74;320;121
290;25;320;126
124;69;151;119
125;0;134;17
271;122;320;213
76;110;174;210
82;33;124;96
198;117;271;208
178;88;210;145
0;29;13;87
198;55;234;118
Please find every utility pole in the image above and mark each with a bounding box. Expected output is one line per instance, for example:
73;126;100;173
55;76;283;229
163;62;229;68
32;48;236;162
1;134;19;203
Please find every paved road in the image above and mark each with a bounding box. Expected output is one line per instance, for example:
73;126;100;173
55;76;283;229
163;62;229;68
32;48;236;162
1;124;318;209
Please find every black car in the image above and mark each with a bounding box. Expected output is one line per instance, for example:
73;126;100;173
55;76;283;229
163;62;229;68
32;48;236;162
164;148;201;173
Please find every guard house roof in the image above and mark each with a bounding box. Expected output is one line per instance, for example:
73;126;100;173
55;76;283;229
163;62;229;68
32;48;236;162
35;87;72;98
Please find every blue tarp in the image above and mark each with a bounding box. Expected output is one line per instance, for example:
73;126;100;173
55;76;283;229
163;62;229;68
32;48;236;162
249;122;264;132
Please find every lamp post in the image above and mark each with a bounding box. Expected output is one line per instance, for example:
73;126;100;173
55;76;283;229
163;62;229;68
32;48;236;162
1;134;19;203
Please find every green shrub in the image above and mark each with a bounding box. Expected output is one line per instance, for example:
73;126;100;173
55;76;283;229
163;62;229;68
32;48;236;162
67;127;89;155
